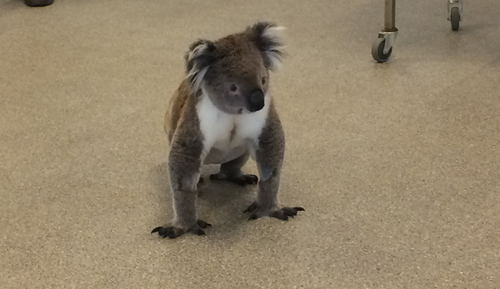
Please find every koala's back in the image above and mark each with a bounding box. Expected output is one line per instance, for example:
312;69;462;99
164;79;192;143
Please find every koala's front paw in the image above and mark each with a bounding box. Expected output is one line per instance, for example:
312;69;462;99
244;202;305;221
151;220;212;239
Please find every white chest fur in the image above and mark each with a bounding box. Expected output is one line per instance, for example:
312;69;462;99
196;92;270;164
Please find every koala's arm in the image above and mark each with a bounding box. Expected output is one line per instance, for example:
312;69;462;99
247;105;304;220
255;108;285;210
152;100;212;238
169;137;202;219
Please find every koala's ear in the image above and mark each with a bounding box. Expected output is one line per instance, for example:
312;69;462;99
185;39;216;91
247;21;286;71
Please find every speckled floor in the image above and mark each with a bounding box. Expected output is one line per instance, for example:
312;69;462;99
1;0;499;288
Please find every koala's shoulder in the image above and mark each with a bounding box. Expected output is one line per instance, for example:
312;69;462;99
166;79;202;143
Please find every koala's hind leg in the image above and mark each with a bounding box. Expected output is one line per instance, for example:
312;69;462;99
210;152;258;186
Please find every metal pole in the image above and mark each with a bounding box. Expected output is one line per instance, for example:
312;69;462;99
384;0;396;31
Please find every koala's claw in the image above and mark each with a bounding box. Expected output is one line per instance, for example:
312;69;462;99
270;207;305;221
210;173;258;186
244;202;305;221
243;202;259;213
196;219;212;229
151;220;212;239
151;226;184;239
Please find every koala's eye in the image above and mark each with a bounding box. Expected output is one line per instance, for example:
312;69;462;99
261;77;266;85
229;84;237;92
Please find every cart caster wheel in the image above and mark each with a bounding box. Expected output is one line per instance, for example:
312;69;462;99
372;37;392;63
450;7;460;31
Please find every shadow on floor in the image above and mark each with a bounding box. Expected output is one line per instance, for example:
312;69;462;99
148;161;258;241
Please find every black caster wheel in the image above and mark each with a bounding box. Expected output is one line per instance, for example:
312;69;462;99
450;7;460;31
372;37;392;63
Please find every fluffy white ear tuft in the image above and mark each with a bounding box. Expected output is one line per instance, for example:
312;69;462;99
261;25;286;71
248;22;286;71
185;40;216;92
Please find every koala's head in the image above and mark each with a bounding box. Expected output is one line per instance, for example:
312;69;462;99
185;21;285;114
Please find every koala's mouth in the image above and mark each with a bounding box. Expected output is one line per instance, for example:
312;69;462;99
248;107;263;113
237;107;263;114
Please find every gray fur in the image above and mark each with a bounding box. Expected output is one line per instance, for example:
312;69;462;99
152;22;304;239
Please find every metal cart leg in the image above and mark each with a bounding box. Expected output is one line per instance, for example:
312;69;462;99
448;0;463;31
372;0;399;63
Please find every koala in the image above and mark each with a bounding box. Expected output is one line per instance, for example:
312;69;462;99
151;21;304;239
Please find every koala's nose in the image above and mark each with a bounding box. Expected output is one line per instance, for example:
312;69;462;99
248;89;265;112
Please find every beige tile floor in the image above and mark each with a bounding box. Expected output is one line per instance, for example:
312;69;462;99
1;0;499;288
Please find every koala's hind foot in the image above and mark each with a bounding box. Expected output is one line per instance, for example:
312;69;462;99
210;173;258;186
209;153;258;186
244;202;305;221
151;220;212;239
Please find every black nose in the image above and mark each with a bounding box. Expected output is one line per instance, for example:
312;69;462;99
248;89;265;112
